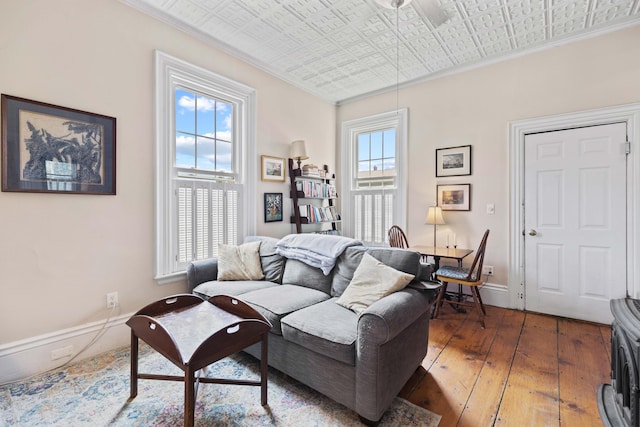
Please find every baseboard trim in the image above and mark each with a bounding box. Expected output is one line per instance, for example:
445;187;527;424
0;311;134;385
481;282;509;308
440;281;509;309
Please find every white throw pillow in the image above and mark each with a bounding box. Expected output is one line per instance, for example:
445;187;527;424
336;252;414;314
217;241;264;281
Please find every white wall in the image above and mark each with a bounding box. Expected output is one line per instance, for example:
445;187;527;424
0;0;335;372
337;24;640;289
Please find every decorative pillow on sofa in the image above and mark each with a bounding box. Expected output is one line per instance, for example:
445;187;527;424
336;252;414;314
217;241;264;281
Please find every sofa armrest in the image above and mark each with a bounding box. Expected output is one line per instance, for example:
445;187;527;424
355;287;436;422
186;258;219;292
358;288;433;345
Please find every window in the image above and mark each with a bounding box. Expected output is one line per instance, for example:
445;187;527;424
356;129;397;188
155;51;256;282
175;89;234;175
341;109;407;246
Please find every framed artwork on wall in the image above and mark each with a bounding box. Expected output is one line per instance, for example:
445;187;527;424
435;145;471;177
261;155;286;182
264;192;283;222
437;184;471;211
1;94;116;195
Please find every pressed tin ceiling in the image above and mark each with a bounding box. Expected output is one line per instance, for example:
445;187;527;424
123;0;640;104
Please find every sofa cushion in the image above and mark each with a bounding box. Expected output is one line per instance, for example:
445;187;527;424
281;298;358;366
281;259;332;294
245;236;285;283
331;246;421;297
240;285;330;335
330;246;368;296
336;253;415;314
192;280;278;299
217;241;264;281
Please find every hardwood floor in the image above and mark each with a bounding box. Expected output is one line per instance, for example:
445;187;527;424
399;305;611;426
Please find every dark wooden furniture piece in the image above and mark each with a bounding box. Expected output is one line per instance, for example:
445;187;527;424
388;225;409;249
126;294;272;427
433;229;490;328
598;298;640;427
288;158;340;234
410;245;474;272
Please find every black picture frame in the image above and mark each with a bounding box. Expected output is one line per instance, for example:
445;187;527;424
1;94;116;195
437;183;471;211
264;192;283;222
435;145;472;177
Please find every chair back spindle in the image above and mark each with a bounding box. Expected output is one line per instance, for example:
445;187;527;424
388;225;409;249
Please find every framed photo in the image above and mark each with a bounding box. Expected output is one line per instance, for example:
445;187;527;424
437;184;471;211
435;145;471;177
264;192;283;222
261;155;286;182
1;94;116;195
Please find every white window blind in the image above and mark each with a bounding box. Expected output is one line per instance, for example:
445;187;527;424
175;180;241;268
352;192;394;245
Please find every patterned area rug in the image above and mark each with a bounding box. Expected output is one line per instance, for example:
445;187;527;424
0;343;440;426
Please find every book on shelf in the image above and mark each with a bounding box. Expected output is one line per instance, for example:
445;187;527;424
298;204;339;223
295;179;337;198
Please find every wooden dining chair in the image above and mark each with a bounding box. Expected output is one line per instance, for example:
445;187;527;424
388;225;434;280
433;229;490;328
387;225;409;249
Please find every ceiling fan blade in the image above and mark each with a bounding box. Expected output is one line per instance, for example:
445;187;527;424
414;0;450;27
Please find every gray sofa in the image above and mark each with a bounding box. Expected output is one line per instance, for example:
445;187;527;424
186;235;437;423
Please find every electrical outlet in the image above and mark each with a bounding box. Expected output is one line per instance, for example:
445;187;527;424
51;345;74;360
483;265;494;276
106;292;118;309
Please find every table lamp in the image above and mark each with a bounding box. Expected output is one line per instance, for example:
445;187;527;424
425;206;445;247
290;140;309;174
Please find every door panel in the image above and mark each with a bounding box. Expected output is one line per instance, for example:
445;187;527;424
524;123;627;324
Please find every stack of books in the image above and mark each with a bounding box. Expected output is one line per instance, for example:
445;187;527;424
302;164;320;177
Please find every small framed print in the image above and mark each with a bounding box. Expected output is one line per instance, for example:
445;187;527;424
261;155;286;182
264;192;283;222
435;145;471;177
437;184;471;211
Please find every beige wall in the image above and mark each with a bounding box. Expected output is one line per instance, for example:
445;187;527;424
337;25;640;287
0;0;335;344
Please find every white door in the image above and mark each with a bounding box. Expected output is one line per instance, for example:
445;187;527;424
524;123;627;324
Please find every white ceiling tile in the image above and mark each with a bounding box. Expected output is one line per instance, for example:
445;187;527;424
124;0;640;103
506;0;546;19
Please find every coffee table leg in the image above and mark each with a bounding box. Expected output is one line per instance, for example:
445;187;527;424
261;333;268;406
185;366;195;427
130;331;138;399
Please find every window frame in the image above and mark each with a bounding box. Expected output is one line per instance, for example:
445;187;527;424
154;50;256;283
340;109;408;244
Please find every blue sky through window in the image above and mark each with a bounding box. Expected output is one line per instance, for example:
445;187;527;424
175;88;233;172
357;129;396;177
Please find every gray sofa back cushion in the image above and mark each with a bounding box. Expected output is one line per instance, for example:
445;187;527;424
245;236;284;283
282;259;332;294
331;246;421;297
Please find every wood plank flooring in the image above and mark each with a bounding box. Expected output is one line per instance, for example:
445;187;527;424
399;305;611;426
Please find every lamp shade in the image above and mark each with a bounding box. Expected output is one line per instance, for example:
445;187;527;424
425;206;445;225
290;140;309;161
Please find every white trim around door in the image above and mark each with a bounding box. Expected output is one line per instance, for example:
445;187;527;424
509;103;640;311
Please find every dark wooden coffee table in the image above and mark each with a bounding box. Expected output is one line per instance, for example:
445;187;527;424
126;294;272;427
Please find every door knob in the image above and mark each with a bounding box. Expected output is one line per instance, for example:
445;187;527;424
528;229;537;236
